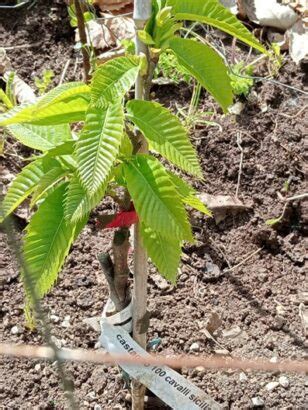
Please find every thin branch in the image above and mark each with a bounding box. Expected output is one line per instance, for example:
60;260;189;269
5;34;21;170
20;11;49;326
224;248;263;273
1;342;307;374
74;0;91;83
236;132;243;199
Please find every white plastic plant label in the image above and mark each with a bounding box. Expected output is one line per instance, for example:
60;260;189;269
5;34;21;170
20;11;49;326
100;321;221;410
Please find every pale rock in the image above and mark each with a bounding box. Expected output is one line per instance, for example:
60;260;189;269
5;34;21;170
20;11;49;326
34;363;41;372
50;335;62;349
86;391;96;400
10;325;22;335
265;381;279;391
189;342;200;352
151;274;169;291
239;372;248;382
196;366;205;372
270;356;279;363
61;315;71;328
251;397;265;407
279;376;290;388
50;314;60;323
94;405;102;410
229;101;244;115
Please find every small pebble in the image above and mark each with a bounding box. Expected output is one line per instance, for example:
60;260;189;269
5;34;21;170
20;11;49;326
86;391;96;400
50;335;62;349
251;397;265;407
265;381;279;391
94;405;102;410
50;314;60;323
61;315;71;328
279;376;289;388
10;325;22;335
270;356;278;363
239;372;248;382
34;363;41;372
189;342;200;352
195;366;205;372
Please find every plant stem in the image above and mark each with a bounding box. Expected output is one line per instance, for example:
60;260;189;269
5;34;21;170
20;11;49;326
132;1;152;409
74;0;91;83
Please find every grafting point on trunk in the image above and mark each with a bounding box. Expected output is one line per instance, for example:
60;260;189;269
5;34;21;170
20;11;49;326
98;227;131;313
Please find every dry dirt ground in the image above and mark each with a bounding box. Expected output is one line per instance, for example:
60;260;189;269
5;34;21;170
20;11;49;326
0;1;307;409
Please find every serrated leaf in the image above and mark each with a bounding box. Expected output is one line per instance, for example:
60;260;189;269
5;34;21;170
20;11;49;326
91;56;140;108
169;38;233;112
76;103;124;194
44;140;75;157
126;100;202;177
30;167;69;207
7;123;72;151
167;0;267;54
119;133;133;157
0;93;89;126
23;184;76;307
64;175;108;222
0;157;59;222
140;223;181;283
124;154;193;241
37;82;90;108
169;173;212;215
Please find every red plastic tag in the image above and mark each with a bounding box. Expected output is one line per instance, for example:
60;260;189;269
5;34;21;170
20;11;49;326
104;210;139;228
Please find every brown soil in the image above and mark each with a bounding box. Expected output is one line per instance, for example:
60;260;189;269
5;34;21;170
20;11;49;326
0;1;307;409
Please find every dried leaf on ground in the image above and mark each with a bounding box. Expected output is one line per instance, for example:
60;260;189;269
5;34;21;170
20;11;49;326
287;19;308;63
76;16;134;50
199;193;252;223
240;0;298;29
94;0;133;12
0;48;36;104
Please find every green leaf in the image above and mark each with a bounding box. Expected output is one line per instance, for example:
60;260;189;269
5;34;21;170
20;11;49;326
167;0;267;54
76;103;124;194
44;140;75;157
64;175;108;222
0;84;90;126
140;223;181;283
7;123;72;151
91;56;140;108
124;154;193;241
169;38;233;112
30;166;69;207
0;157;59;222
119;133;133;157
126;100;202;177
169;173;212;215
23;184;76;305
265;217;282;226
0;89;13;109
138;30;155;45
37;82;90;108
